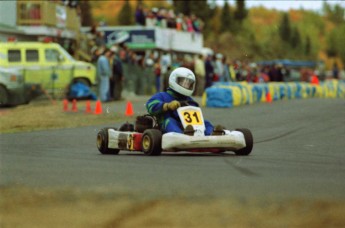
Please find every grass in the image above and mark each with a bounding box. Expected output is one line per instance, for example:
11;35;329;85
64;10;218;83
1;187;345;228
0;100;136;134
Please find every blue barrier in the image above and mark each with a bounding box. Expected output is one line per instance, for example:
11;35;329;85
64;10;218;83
203;80;345;108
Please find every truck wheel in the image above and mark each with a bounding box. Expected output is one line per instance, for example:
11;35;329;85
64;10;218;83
0;85;9;106
142;129;162;156
235;128;253;156
97;128;120;155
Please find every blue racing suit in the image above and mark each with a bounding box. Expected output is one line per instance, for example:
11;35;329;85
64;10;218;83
146;88;214;135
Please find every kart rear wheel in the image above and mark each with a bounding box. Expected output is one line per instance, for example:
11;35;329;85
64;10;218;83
97;128;120;155
235;128;253;156
142;129;162;156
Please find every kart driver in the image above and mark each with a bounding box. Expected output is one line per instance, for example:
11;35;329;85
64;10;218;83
146;67;223;136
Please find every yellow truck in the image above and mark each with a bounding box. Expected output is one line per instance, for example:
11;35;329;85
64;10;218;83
0;41;96;98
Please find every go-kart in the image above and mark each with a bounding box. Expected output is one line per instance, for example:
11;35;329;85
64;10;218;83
96;102;253;156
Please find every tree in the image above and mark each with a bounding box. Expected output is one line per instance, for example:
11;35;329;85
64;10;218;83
80;0;93;26
290;27;301;49
193;0;212;20
323;1;345;24
305;35;311;56
326;30;337;57
234;0;247;22
118;0;133;25
172;0;211;21
279;13;291;43
221;0;232;32
172;0;191;15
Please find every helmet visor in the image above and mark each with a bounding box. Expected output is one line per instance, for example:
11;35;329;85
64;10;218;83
177;77;195;90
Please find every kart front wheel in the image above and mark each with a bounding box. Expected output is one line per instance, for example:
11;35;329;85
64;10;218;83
97;128;120;155
142;129;162;156
235;128;253;156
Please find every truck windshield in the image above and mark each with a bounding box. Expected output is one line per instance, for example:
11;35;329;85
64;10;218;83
57;46;76;62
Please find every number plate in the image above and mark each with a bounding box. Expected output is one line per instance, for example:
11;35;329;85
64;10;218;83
181;109;203;126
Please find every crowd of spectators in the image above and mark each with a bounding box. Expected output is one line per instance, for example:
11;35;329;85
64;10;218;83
135;5;204;33
90;36;334;102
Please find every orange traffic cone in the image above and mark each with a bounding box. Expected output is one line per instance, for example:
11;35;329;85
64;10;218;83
94;100;103;115
85;100;92;113
125;101;134;116
63;99;69;112
266;92;272;103
72;99;78;112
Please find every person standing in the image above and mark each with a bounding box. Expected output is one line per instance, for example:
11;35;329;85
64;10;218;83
214;53;224;82
97;48;113;102
154;58;161;92
160;51;172;92
332;62;339;79
194;54;206;96
205;55;214;89
111;46;123;100
222;56;231;82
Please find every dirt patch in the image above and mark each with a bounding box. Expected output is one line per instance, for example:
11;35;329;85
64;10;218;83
1;187;344;228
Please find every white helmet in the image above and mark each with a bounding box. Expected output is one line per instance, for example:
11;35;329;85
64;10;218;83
169;67;196;96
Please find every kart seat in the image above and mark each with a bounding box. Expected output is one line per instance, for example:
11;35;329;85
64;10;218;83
135;115;159;133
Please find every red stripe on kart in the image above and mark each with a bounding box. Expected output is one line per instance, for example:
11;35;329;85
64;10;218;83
133;133;143;151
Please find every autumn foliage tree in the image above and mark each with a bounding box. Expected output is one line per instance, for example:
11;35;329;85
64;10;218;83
221;0;232;32
290;27;301;49
279;13;291;43
118;0;133;25
234;0;248;23
80;0;93;26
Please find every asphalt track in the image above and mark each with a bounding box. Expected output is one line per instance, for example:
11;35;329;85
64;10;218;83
1;98;345;200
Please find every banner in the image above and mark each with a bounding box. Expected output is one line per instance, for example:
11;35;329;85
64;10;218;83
104;28;155;49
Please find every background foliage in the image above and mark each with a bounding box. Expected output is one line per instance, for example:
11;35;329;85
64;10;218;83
87;0;345;69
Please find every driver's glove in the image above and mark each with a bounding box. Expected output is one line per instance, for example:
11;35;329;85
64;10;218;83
163;100;181;111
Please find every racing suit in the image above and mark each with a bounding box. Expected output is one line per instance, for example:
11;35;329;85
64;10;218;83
146;88;214;135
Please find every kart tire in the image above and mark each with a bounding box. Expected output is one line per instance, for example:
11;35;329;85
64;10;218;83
97;128;120;155
235;128;253;156
142;129;162;156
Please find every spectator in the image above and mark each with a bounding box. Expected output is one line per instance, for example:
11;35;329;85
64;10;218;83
111;46;123;100
276;64;284;82
154;58;161;92
191;14;203;33
88;24;98;43
332;62;339;79
176;13;184;31
222;56;231;82
91;46;102;65
95;31;105;48
160;52;172;91
97;48;113;102
194;54;206;96
135;4;146;26
205;55;214;88
145;10;157;27
214;53;224;82
156;8;167;28
167;10;176;29
228;60;236;82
